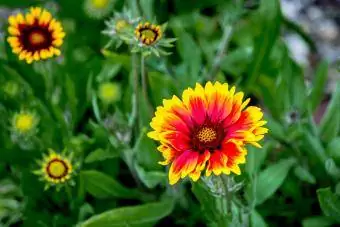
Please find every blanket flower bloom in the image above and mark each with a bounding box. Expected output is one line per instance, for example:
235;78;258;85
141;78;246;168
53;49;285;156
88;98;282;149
34;149;75;190
148;82;268;185
7;7;65;64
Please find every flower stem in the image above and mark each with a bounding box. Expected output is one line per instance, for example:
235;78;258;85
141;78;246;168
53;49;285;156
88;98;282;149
206;25;233;81
140;55;154;115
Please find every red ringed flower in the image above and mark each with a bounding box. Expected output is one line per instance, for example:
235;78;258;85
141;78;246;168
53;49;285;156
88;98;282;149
135;22;162;46
7;7;65;64
148;82;268;185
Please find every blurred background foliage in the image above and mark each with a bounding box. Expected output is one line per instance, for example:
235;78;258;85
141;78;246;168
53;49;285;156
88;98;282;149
0;0;340;226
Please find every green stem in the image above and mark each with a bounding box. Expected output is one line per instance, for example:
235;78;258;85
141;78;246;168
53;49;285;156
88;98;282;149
206;26;233;81
129;53;139;131
140;55;154;115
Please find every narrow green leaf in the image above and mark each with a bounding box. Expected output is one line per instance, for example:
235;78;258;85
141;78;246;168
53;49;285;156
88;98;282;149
293;166;316;184
84;148;119;163
246;0;281;88
317;188;340;222
310;61;329;111
251;210;268;227
255;158;296;205
245;142;271;175
80;170;140;199
134;164;166;189
319;81;340;142
80;199;174;227
327;137;340;162
302;216;334;227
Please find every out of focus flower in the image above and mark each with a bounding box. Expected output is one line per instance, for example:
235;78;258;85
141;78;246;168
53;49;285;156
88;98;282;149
98;82;121;104
34;148;76;190
11;110;39;135
148;82;268;185
2;81;19;97
83;0;115;20
7;7;65;64
102;9;140;48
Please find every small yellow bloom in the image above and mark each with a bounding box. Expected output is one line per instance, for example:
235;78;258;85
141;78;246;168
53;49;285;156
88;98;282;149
34;149;75;190
98;82;121;104
12;110;38;134
7;7;65;64
84;0;115;19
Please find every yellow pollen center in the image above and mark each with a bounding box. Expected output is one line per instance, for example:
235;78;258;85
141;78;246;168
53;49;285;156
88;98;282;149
115;20;128;31
197;127;217;143
48;160;67;178
141;29;157;40
92;0;109;8
30;32;45;45
15;114;34;132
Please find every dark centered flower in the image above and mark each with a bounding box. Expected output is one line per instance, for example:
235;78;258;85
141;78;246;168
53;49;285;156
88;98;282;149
148;82;268;185
135;22;162;45
7;7;65;63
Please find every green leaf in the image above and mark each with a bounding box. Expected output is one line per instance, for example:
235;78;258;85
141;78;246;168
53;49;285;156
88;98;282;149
134;128;162;171
148;71;178;106
255;158;296;205
79;199;174;227
317;188;340;222
80;170;140;199
310;61;329;111
245;142;271;175
171;22;202;81
327;137;340;162
251;210;268;227
84;148;119;163
293;166;316;184
246;0;281;88
302;216;334;227
134;164;166;189
319;81;340;142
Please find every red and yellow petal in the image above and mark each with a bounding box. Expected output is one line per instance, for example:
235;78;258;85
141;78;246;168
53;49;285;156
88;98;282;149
169;151;199;185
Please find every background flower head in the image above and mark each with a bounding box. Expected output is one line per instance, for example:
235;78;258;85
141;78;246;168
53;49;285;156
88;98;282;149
11;110;39;136
148;82;268;185
98;82;121;104
34;148;76;190
84;0;115;19
7;7;65;64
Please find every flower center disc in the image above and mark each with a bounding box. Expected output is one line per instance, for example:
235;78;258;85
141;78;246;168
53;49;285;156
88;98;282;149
15;115;33;132
29;31;45;45
47;160;68;178
141;29;157;40
115;20;128;31
197;127;217;143
92;0;109;8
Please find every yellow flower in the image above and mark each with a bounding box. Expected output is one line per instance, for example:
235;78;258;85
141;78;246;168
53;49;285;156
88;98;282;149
84;0;115;19
148;82;268;185
135;22;162;46
7;7;65;64
98;82;121;104
34;149;75;190
12;110;38;134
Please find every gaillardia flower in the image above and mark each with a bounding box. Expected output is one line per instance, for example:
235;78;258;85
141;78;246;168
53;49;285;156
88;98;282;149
127;21;176;57
34;149;75;190
135;22;162;46
7;7;65;64
148;82;268;185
